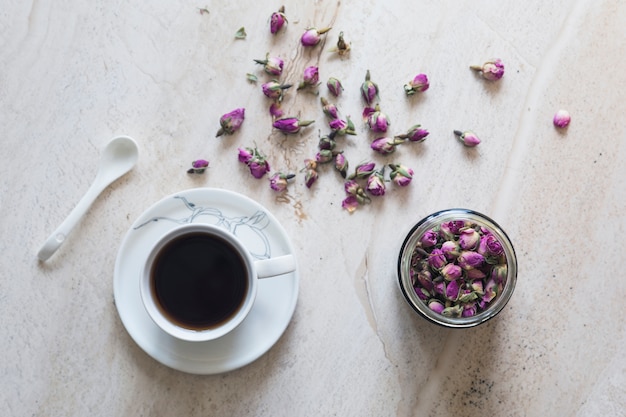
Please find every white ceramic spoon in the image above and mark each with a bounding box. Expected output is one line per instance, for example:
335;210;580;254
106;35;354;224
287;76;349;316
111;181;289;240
37;135;139;261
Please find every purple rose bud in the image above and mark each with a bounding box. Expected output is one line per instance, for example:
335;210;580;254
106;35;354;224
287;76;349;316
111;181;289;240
396;124;429;143
389;163;413;186
187;159;209;174
416;270;433;291
342;195;359;213
350;161;376;179
273;117;314;134
300;27;331;47
462;304;477;317
216;108;245;137
304;168;318;188
420;230;438;248
238;147;253;164
466;268;486;280
478;234;504;257
482;278;498;303
344;179;360;196
458;251;485;270
262;81;292;100
553;109;571;128
318;133;336;151
316;149;335;164
335;153;348;178
253;54;284;76
404;73;429;95
440;220;466;239
370;137;400;155
470;279;484;295
445;279;461;301
269;172;295;192
360;70;379;105
428;248;447;270
453;130;481;147
270;6;287;34
249;160;270;179
298;65;320;90
441;263;462;281
415;287;431;301
329;118;347;131
428;299;445;314
366;171;386;196
490;264;508;284
269;102;284;118
320;97;339;119
433;280;445;296
363;104;390;133
326;77;344;97
459;228;481;250
470;58;504;81
441;240;460;260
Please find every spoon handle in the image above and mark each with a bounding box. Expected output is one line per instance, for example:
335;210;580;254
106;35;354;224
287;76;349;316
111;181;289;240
37;178;107;261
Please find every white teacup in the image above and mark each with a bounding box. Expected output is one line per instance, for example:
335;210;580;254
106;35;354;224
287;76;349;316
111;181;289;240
140;223;296;342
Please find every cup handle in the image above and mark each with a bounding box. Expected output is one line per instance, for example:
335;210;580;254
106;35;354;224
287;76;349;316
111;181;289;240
254;254;296;279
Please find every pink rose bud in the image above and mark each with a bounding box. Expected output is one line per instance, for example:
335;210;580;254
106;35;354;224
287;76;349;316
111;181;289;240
470;58;505;81
318;133;337;151
428;299;445;314
330;116;356;136
237;147;253;164
216;108;245;137
553;109;571;128
366;171;386;196
273;117;314;134
445;279;461;301
420;229;438;248
428;248;447;270
440;220;466;239
371;137;404;155
300;27;331;47
269;102;284;118
320;97;339;119
298;65;320;90
389;163;413;186
363;104;390;133
482;278;498;303
441;263;462;281
478;234;504;257
316;149;335;164
304;168;319;188
453;130;481;147
360;70;379;105
416;270;433;291
351;161;376;179
270;6;287;34
187;159;209;174
404;73;429;95
326;77;344;97
334;153;348;178
269;172;295;192
396;124;429;143
262;80;292;100
462;304;477;317
253;54;284;76
459;228;481;250
458;251;485;270
441;240;460;260
490;264;508;284
249;160;270;179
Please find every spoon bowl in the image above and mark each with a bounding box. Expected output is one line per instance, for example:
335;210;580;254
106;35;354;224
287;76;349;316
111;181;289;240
37;135;139;261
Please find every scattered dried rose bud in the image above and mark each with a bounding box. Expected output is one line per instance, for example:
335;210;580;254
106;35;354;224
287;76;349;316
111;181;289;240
470;59;505;81
254;54;284;76
304;167;319;188
316;149;337;164
370;137;405;155
363;104;390;133
273;117;315;134
349;161;376;179
553;109;571;128
326;77;344;97
235;27;247;39
404;73;429;95
270;6;288;35
216;108;245;137
453;130;481;147
187;159;209;174
329;117;356;136
334;153;349;178
300;27;332;47
329;31;351;56
320;97;339;119
262;80;292;100
366;169;386;196
395;125;429;143
318;132;337;150
269;102;284;118
389;163;413;186
238;147;270;179
269;172;295;192
238;147;253;164
298;65;320;90
360;70;379;105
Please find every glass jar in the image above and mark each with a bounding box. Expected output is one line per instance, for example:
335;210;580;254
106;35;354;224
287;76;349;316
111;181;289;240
397;209;517;328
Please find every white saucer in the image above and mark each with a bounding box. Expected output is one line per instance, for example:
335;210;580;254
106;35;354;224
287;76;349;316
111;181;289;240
113;188;299;374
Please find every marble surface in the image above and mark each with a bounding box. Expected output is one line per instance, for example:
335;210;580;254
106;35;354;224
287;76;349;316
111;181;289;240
2;0;625;415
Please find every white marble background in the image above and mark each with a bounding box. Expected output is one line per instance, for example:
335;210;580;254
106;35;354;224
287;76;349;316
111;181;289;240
1;0;625;416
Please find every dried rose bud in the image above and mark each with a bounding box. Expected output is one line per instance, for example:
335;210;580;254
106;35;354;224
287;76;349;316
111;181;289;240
441;263;462;281
428;248;447;270
300;27;331;47
389;163;413;186
553;109;571;128
254;54;284;76
360;70;379;105
395;125;429;143
445;279;461;301
458;251;485;270
440;220;466;239
428;299;445;314
363;104;390;133
432;280;445;296
470;279;484;295
239;147;270;179
262;81;292;100
269;102;284;118
329;116;356;136
238;147;253;164
467;268;486;280
470;59;505;81
329;31;351;56
420;230;438;248
316;149;336;164
459;228;481;250
320;97;339;119
482;278;498;303
269;172;295;192
318;133;337;150
304;168;319;188
304;158;317;171
478;234;504;257
326;77;344;97
334;153;348;178
453;130;481;147
490;264;507;284
216;108;245;137
462;304;477;318
273;117;315;134
349;161;376;179
270;6;287;35
187;159;209;174
404;73;429;95
441;240;460;260
371;137;405;155
366;170;386;196
416;269;433;290
298;65;320;90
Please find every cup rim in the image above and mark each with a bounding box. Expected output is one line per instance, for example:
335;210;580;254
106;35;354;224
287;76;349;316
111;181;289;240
397;208;517;328
140;223;257;342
